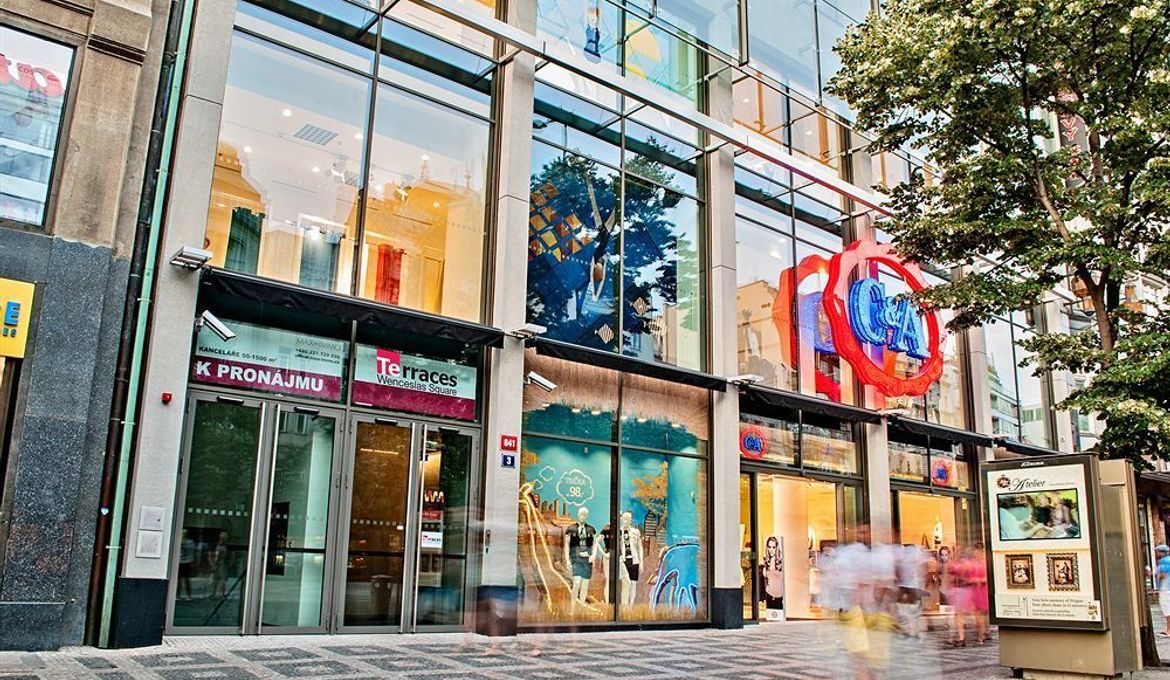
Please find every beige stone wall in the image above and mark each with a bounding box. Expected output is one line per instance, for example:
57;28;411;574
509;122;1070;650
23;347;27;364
1;0;165;255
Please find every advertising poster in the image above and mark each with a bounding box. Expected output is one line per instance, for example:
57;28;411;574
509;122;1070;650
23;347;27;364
351;344;477;421
983;455;1105;630
191;320;347;401
761;536;785;621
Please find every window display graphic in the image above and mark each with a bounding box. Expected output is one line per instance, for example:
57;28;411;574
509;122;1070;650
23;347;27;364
0;26;73;226
191;320;347;401
351;344;477;420
517;436;705;624
984;455;1104;630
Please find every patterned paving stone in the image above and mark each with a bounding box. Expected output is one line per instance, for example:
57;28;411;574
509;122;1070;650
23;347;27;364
230;648;319;662
320;645;395;657
264;659;359;677
76;657;117;670
135;652;226;668
155;668;260;680
360;654;459;673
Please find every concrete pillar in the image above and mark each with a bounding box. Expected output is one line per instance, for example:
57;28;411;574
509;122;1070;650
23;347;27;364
705;55;742;629
114;0;235;643
1042;299;1076;453
475;0;536;636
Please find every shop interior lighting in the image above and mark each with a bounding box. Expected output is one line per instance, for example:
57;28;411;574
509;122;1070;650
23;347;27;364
168;246;213;270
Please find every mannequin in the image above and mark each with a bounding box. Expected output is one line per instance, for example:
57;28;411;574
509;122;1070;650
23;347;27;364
563;507;597;611
596;522;612;604
617;511;643;606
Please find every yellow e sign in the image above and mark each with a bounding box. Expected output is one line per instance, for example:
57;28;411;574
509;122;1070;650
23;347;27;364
0;278;35;358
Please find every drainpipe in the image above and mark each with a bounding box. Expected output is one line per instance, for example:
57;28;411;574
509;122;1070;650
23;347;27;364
86;0;195;648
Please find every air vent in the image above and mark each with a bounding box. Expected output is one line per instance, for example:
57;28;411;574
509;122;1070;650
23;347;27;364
293;124;339;146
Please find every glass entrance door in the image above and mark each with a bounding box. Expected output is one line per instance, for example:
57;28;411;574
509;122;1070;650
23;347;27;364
336;418;475;632
169;394;343;634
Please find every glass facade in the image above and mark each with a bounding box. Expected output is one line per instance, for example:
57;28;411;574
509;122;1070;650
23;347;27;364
985;312;1053;448
204;2;492;322
0;25;73;226
519;352;709;624
527;76;705;370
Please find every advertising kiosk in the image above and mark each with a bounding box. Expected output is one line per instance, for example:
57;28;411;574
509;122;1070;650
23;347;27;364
983;455;1147;678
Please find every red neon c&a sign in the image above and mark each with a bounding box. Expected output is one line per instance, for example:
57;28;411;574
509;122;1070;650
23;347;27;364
822;241;943;397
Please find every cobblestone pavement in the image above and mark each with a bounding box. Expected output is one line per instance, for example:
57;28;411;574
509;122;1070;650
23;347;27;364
2;621;1170;679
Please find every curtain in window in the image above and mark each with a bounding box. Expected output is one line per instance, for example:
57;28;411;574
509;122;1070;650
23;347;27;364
375;244;405;304
299;229;341;291
226;207;263;274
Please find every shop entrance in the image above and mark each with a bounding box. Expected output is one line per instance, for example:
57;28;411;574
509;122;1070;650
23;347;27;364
167;392;476;634
739;471;862;622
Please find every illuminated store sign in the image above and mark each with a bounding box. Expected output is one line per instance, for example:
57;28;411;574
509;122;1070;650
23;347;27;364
352;344;477;420
773;240;943;398
823;241;942;396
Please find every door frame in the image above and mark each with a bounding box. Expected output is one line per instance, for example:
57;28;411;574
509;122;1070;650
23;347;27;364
250;401;348;635
331;415;481;634
166;391;269;635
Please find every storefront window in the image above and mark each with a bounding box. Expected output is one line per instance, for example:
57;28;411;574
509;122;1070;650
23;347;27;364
359;84;489;321
739;412;797;466
801;417;858;474
527;81;705;370
0;25;74;226
205;4;493;322
519;352;709;625
894;490;980;614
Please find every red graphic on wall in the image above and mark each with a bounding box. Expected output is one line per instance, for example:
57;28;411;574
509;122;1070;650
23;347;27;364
772;253;842;403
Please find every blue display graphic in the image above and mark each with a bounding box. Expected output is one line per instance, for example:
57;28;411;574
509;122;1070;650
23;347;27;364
651;543;701;613
847;278;930;360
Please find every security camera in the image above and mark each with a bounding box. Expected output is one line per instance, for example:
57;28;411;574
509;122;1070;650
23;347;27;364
728;374;763;386
525;371;557;393
199;310;236;342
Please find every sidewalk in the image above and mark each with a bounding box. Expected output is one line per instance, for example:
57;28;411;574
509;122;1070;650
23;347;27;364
0;619;1168;679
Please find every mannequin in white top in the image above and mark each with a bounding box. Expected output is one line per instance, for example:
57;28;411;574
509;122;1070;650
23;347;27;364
617;511;643;606
563;507;596;612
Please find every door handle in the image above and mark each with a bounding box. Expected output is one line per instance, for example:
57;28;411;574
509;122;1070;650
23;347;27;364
293;406;320;415
375;417;399;426
216;396;245;405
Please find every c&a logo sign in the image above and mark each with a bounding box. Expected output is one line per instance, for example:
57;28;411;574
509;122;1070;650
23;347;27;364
822;241;943;397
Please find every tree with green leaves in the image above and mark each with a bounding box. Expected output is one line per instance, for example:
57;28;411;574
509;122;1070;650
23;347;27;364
829;0;1170;466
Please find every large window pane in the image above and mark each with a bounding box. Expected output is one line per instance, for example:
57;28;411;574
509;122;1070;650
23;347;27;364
527;143;622;352
929;307;966;428
517;436;614;624
736;219;796;391
655;0;741;56
746;0;818;98
794;238;854;405
618;450;707;621
522;351;619;443
622;177;703;370
359;84;490;322
801;417;857;474
985;318;1021;439
1017;329;1052;448
0;26;74;226
739;413;798;466
620;373;709;453
205;33;369;294
889;438;928;484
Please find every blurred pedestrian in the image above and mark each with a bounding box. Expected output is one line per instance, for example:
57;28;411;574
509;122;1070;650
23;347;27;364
1156;544;1170;636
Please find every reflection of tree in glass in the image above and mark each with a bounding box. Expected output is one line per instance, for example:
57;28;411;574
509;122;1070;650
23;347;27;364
527;140;695;356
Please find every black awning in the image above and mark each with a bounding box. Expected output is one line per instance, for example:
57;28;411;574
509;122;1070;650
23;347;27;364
200;268;505;348
999;438;1062;457
740;385;881;424
888;416;995;447
532;338;726;391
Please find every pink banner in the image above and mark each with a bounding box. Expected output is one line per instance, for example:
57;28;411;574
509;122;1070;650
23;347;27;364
352;380;476;420
192;356;343;401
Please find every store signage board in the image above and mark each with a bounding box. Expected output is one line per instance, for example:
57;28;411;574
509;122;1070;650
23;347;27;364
352;344;477;421
0;277;34;358
982;455;1106;630
191;320;347;401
